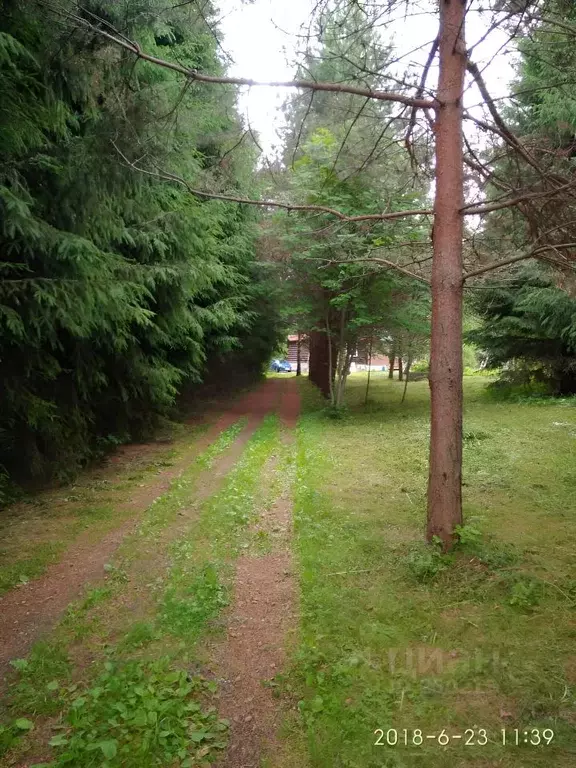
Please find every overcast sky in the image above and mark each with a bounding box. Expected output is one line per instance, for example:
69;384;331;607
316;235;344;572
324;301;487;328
217;0;519;157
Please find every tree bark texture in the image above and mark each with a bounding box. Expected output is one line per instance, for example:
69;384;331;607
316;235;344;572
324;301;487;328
401;355;413;405
308;329;332;398
365;336;373;405
426;0;466;549
296;331;301;376
334;306;348;407
388;350;395;379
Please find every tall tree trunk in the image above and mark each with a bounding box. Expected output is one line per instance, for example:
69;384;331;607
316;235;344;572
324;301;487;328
308;329;331;398
365;336;373;405
308;331;317;384
427;0;466;550
398;356;404;382
401;355;413;404
333;305;347;407
296;331;301;376
326;310;335;404
388;348;395;379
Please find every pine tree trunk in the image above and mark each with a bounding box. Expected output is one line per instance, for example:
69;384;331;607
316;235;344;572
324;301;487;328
388;348;396;379
398;357;404;382
308;331;317;385
296;332;301;376
365;336;373;405
401;355;413;404
308;329;331;398
333;306;347;406
327;313;335;404
426;0;466;550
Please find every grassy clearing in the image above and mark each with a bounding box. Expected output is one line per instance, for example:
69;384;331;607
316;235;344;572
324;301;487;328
0;423;213;596
0;416;284;768
284;373;576;768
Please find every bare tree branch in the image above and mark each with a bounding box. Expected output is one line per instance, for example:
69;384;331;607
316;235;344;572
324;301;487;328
462;133;512;193
466;59;553;180
462;179;576;216
111;141;434;222
463;243;576;281
310;256;430;284
291;91;316;168
47;6;436;109
405;37;438;159
327;97;371;177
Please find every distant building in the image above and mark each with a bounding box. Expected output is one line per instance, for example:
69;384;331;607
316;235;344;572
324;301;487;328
351;353;390;372
287;334;393;374
287;334;310;372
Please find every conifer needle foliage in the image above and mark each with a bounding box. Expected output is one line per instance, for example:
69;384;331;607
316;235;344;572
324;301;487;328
0;0;281;494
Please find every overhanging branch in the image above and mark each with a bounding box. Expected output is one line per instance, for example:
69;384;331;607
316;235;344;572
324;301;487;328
462;179;576;216
111;142;434;223
466;59;545;177
463;243;576;281
49;5;436;110
309;256;430;284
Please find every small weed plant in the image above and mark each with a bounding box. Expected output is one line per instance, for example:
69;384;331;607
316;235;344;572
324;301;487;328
33;659;227;767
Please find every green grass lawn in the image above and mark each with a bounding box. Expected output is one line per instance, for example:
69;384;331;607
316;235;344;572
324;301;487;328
2;374;575;768
286;373;576;768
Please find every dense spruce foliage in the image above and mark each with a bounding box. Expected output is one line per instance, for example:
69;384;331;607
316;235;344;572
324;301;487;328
0;0;280;495
468;264;576;395
468;0;576;397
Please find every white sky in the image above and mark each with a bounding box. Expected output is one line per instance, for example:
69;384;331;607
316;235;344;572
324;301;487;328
217;0;519;157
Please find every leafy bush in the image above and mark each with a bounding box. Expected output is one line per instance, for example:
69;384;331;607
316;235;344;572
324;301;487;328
42;659;227;767
468;264;576;396
506;575;543;611
406;544;453;583
485;371;553;402
464;367;499;377
321;404;350;420
411;359;429;373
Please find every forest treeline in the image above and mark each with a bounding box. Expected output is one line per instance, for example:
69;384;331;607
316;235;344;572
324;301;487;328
2;0;576;511
265;1;576;406
0;0;281;497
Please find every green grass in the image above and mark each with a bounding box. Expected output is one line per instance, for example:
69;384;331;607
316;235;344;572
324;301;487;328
4;376;576;768
0;542;64;593
285;374;576;768
36;659;227;768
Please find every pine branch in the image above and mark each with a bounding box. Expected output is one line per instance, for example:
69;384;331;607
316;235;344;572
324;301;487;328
111;142;434;223
462;179;576;216
48;5;436;109
308;256;431;284
463;243;576;281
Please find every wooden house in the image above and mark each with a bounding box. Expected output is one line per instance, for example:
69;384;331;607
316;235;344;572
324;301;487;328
287;334;310;372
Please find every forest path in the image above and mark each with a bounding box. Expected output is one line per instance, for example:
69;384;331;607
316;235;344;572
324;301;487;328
212;378;301;768
0;378;285;687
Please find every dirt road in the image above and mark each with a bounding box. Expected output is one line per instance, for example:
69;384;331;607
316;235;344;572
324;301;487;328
0;378;294;685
